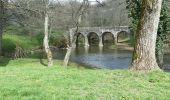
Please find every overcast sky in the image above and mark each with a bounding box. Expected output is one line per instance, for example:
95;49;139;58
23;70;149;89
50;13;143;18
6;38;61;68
57;0;104;2
57;0;105;5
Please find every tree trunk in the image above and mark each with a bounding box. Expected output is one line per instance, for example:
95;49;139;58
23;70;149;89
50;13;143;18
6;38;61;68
63;46;72;66
156;38;164;68
63;36;77;66
130;0;162;70
0;0;4;56
0;28;2;56
43;13;53;67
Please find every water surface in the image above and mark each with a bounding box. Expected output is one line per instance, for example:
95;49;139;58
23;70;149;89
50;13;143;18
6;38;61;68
55;46;170;70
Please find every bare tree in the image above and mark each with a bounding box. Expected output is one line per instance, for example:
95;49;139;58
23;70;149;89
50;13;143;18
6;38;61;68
43;0;53;67
10;0;54;66
63;0;89;66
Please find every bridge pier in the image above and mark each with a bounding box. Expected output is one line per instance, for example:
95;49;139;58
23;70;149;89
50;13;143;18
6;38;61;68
72;41;76;48
114;34;118;45
99;36;103;47
99;46;103;54
84;35;89;47
84;46;89;54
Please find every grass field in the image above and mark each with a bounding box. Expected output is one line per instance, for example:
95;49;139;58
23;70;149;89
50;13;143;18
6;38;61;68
0;59;170;100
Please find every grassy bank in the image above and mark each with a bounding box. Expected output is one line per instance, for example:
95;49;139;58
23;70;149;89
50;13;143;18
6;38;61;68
0;59;170;100
3;34;39;49
2;30;40;53
2;27;64;53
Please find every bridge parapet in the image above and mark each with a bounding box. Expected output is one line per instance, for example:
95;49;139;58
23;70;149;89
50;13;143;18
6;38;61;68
70;26;129;30
70;26;129;36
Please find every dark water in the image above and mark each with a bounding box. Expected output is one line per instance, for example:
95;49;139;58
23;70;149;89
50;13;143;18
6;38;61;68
54;46;170;70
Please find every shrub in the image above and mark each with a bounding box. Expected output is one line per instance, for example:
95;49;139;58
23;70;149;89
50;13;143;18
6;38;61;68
35;33;55;45
2;38;16;52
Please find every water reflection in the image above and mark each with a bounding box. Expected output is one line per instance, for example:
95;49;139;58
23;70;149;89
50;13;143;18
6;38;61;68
99;46;103;54
84;46;89;54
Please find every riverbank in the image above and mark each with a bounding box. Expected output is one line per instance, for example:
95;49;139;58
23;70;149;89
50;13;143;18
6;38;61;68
109;43;170;54
108;43;133;51
0;59;170;99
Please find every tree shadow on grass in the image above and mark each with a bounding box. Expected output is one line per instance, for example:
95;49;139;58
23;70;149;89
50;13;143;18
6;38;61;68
0;57;10;67
39;51;48;67
24;49;48;67
67;62;101;70
39;59;48;66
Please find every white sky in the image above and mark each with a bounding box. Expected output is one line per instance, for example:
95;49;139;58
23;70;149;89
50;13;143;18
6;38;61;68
57;0;105;5
58;0;104;2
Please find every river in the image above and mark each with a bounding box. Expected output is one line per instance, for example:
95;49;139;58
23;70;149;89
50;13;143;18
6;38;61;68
54;46;170;70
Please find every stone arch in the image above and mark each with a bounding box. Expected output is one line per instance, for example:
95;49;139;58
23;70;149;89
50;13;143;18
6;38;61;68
74;32;85;47
87;32;99;46
102;32;115;45
117;31;130;43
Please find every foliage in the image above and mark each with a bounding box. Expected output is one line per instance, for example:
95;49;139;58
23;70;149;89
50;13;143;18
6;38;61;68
126;0;170;66
53;37;67;48
0;59;170;99
35;33;45;44
156;0;170;66
126;0;141;46
126;0;141;35
2;38;16;52
35;30;64;45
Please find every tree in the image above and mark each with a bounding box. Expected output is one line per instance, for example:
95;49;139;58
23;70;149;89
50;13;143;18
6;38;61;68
0;0;8;56
63;0;89;66
126;0;170;69
130;0;162;70
43;0;53;67
10;0;54;66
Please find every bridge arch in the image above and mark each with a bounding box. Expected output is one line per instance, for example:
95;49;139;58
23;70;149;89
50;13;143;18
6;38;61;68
102;32;115;45
116;31;130;43
87;32;99;46
74;32;85;46
69;26;130;47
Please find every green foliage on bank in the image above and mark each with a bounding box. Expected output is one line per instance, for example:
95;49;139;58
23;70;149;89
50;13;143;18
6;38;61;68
35;30;64;45
0;59;170;99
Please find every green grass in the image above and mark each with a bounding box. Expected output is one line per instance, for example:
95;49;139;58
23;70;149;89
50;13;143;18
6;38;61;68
2;28;64;52
2;30;39;53
3;26;40;50
3;34;39;50
0;59;170;100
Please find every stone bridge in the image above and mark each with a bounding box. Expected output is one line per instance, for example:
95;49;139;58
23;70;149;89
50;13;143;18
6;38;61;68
69;26;130;47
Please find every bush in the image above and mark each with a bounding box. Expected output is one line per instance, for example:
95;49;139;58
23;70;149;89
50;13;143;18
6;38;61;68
53;36;67;48
35;33;44;45
35;33;55;45
2;38;16;52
